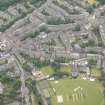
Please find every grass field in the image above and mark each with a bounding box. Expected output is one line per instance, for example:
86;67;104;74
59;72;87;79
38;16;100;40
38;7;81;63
40;65;104;105
41;66;54;75
50;78;104;105
91;67;101;77
86;0;97;4
41;65;72;76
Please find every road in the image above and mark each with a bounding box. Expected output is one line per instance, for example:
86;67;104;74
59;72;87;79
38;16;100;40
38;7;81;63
13;53;30;105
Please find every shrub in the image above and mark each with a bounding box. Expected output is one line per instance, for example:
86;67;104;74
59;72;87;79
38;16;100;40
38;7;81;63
73;25;81;31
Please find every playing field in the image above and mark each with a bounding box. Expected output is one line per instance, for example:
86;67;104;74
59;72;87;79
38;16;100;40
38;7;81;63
40;65;104;105
50;78;104;105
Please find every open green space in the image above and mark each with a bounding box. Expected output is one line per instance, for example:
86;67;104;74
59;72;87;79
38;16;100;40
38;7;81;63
41;65;102;79
40;65;104;105
50;78;104;105
41;65;72;76
41;66;54;76
91;67;101;77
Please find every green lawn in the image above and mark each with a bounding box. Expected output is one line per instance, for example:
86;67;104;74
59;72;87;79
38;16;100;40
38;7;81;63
41;66;54;75
60;65;72;73
41;65;72;76
50;79;104;105
87;0;97;4
91;67;101;77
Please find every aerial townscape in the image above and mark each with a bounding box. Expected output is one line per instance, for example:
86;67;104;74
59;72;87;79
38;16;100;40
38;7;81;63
0;0;105;105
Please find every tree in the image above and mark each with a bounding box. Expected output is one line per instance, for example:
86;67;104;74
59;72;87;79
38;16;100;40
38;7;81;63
29;30;40;38
88;59;97;67
0;0;22;11
30;0;46;8
97;0;105;4
51;62;61;74
47;17;65;25
32;58;50;68
39;25;49;33
64;16;74;24
73;25;81;31
41;9;49;16
92;26;103;47
22;63;31;72
55;57;69;63
86;5;94;14
88;39;96;46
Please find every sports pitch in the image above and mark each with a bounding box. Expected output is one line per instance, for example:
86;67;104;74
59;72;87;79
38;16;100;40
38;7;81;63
50;79;104;105
40;66;104;105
